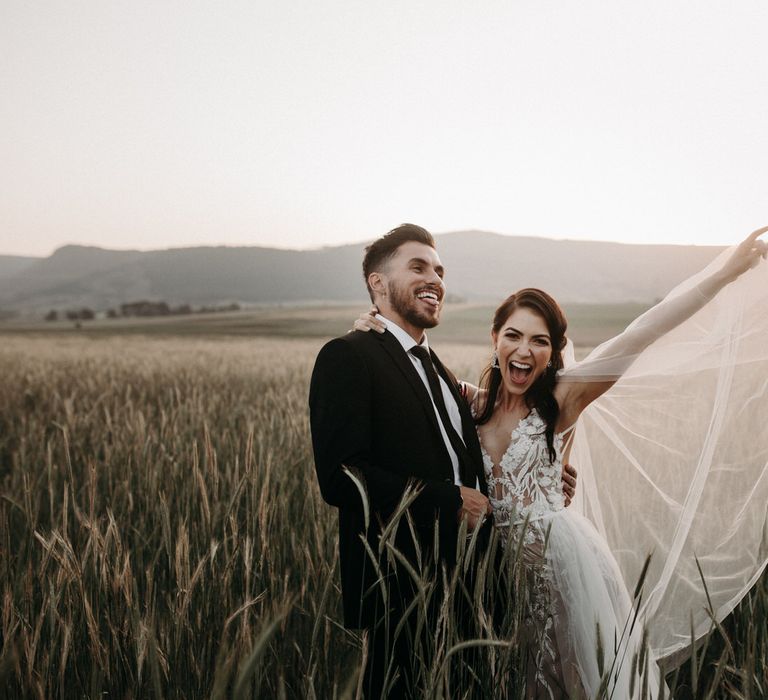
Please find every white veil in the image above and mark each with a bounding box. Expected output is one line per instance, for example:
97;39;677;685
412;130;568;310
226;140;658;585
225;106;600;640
560;250;768;662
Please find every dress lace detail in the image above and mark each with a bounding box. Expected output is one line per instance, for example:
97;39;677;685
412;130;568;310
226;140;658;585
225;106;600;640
482;410;565;539
479;410;572;698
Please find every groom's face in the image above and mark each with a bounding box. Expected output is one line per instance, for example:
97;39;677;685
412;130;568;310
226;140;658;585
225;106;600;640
383;241;446;330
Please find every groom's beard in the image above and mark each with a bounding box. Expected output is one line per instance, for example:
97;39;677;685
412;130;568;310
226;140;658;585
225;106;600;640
387;280;441;329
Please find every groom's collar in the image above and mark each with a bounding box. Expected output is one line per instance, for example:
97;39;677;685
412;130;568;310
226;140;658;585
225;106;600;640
375;314;429;354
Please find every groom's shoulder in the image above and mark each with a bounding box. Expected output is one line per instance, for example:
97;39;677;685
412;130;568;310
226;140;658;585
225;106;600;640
311;332;386;386
343;329;382;346
316;330;380;364
329;329;381;350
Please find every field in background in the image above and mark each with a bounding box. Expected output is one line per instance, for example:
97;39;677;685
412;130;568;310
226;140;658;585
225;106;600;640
0;328;765;697
0;300;652;350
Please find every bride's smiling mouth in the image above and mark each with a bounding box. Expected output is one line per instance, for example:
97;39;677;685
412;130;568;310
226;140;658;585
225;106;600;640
508;360;533;385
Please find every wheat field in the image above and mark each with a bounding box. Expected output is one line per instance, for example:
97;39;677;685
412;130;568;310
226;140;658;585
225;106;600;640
0;334;765;698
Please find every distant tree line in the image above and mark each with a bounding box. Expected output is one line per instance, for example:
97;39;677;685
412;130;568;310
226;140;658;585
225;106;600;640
45;308;94;322
45;301;241;322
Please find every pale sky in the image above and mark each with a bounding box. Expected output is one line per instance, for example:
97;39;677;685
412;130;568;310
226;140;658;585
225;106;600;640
1;1;766;257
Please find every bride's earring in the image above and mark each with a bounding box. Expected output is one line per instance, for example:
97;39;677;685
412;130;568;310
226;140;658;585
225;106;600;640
547;360;553;368
491;350;500;369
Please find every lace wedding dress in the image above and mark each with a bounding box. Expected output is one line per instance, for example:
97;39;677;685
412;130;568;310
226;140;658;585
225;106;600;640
480;409;659;698
476;248;768;698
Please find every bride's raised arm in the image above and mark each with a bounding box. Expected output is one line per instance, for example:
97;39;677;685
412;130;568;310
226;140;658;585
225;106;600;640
556;226;768;419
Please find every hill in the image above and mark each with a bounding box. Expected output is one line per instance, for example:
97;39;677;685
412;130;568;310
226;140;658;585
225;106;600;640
0;255;38;279
0;232;725;315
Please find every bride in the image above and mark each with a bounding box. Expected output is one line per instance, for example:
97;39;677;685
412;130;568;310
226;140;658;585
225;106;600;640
355;227;768;697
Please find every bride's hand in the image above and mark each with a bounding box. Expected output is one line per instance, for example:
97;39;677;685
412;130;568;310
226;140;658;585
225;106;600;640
562;463;577;507
351;305;385;333
719;226;768;281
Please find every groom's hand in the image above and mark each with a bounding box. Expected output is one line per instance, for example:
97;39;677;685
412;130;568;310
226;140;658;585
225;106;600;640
457;486;492;531
562;463;577;507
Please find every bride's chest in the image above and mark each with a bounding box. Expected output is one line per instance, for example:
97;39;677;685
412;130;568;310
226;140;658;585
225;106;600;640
478;412;563;488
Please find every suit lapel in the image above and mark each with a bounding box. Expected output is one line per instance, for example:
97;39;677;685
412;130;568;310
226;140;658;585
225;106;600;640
430;349;489;495
375;331;448;447
374;331;488;495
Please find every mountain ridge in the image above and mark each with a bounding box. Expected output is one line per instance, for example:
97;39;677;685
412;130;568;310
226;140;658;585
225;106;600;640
0;232;726;315
0;255;39;280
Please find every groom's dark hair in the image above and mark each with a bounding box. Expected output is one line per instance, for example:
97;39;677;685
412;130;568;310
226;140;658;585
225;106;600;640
362;223;436;301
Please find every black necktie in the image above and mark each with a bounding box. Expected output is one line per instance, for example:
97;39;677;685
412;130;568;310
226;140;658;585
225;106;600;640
410;345;475;487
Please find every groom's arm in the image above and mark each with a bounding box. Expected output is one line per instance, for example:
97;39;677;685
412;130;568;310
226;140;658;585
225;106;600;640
309;337;462;526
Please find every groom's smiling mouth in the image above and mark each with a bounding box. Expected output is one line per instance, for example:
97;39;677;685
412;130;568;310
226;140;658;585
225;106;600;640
416;287;441;308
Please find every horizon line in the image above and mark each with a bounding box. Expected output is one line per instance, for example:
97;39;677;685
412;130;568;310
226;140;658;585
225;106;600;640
0;229;728;259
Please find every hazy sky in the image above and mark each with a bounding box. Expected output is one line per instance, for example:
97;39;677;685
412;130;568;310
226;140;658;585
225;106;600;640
2;1;767;257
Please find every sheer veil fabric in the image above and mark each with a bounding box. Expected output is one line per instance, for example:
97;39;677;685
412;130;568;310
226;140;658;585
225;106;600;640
560;248;768;663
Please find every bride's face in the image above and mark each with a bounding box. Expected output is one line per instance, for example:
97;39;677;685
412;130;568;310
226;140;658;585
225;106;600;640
493;307;553;396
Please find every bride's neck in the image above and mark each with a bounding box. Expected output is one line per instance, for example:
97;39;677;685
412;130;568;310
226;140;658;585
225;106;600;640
497;390;529;415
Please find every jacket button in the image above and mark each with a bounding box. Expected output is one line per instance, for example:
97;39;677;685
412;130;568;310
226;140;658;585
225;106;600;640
444;478;452;483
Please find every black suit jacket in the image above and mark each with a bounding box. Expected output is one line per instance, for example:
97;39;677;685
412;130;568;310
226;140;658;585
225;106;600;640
309;328;487;628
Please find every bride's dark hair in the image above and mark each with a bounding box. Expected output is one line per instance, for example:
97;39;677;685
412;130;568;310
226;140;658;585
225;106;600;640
475;288;568;463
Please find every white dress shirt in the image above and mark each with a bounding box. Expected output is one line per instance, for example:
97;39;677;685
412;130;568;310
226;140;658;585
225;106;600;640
377;314;469;487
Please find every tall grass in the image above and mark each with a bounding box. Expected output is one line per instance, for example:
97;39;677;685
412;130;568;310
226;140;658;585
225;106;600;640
0;335;764;698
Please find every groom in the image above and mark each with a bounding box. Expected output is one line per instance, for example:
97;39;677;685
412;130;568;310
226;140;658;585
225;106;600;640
309;224;574;697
